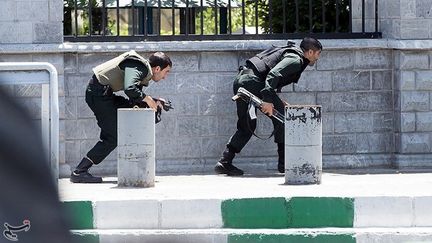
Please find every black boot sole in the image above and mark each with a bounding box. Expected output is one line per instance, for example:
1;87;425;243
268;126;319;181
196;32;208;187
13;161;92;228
214;162;244;176
70;175;102;183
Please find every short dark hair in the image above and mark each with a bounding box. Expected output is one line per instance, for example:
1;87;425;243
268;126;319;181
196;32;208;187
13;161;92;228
300;37;323;52
149;52;172;69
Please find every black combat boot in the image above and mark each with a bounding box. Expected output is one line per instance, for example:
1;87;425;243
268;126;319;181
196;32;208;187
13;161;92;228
214;146;244;176
277;143;284;173
70;158;102;183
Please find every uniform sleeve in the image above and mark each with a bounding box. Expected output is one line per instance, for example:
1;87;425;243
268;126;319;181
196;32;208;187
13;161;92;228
121;59;149;103
260;56;302;103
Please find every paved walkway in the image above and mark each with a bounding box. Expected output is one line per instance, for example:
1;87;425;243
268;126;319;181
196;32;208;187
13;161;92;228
59;170;432;201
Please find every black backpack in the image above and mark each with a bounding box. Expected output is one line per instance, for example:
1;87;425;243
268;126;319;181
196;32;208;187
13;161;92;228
246;41;301;79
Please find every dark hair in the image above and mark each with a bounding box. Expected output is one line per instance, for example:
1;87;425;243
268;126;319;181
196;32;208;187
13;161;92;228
149;52;172;69
300;37;323;52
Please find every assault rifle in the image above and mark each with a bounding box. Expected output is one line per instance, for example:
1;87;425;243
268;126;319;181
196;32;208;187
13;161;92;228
232;87;285;124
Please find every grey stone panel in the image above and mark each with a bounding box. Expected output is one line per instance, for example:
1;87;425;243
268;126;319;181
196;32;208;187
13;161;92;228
400;19;429;39
77;97;94;118
323;135;356;154
416;71;432;90
215;74;237;94
145;73;176;95
395;71;415;91
400;0;417;18
240;137;275;157
0;22;33;44
333;71;370;91
416;112;432;131
17;1;48;21
65;120;79;140
155;115;177;138
324;154;392;168
280;92;316;105
416;0;432;18
400;112;416;132
0;54;33;62
0;1;16;21
199;93;236;116
65;97;78;120
372;112;394;132
400;133;431;153
65;74;88;97
64;54;78;74
200;52;238;72
34;23;62;43
317;92;356;112
380;19;401;39
395;51;429;70
379;0;402;18
394;154;432;168
65;140;80;164
356;91;393;111
32;54;64;75
156;136;201;159
255;115;274;136
200;137;230;158
167;94;199;116
322;112;335;134
166;52;199;72
334;113;373;133
316;51;354;71
217;115;237;136
294;71;332;92
400;91;429;112
78;53;117;74
77;119;100;139
354;50;392;70
178;115;218;137
49;0;64;21
356;133;394;153
176;73;216;94
372;71;392;90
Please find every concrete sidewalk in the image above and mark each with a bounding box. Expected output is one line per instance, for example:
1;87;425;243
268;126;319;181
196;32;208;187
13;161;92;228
60;170;432;242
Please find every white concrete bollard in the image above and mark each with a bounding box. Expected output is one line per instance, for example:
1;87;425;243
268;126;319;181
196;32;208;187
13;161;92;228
285;105;322;185
117;108;155;187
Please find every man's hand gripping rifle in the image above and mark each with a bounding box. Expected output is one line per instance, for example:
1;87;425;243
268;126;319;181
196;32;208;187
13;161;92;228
232;87;285;124
135;97;174;123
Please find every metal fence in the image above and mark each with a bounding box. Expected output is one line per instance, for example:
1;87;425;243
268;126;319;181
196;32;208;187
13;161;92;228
64;0;381;42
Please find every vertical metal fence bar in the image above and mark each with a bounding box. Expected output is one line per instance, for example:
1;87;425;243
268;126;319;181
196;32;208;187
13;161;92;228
200;0;204;35
349;0;352;32
295;0;299;32
88;0;93;36
322;0;325;33
132;0;136;36
228;0;232;34
282;0;286;33
144;0;148;36
102;0;106;36
242;0;245;34
74;0;78;36
186;0;189;35
158;0;162;35
362;0;365;33
254;0;258;35
172;0;175;35
215;0;218;35
335;0;339;32
269;0;273;33
375;0;378;32
116;0;120;36
308;0;312;32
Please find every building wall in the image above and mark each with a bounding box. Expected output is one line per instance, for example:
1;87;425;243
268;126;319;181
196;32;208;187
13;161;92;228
1;0;432;176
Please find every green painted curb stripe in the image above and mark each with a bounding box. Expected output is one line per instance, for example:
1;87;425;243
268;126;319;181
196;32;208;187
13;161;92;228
71;232;99;243
63;201;94;230
221;197;354;228
228;233;356;243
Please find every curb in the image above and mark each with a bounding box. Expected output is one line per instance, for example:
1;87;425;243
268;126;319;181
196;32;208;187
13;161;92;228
62;196;432;230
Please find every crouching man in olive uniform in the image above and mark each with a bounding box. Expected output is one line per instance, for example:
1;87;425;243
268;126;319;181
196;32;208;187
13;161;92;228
70;51;172;183
215;37;322;176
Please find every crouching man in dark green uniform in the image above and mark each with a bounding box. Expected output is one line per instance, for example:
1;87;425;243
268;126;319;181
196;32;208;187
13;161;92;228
70;51;172;183
215;37;322;176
